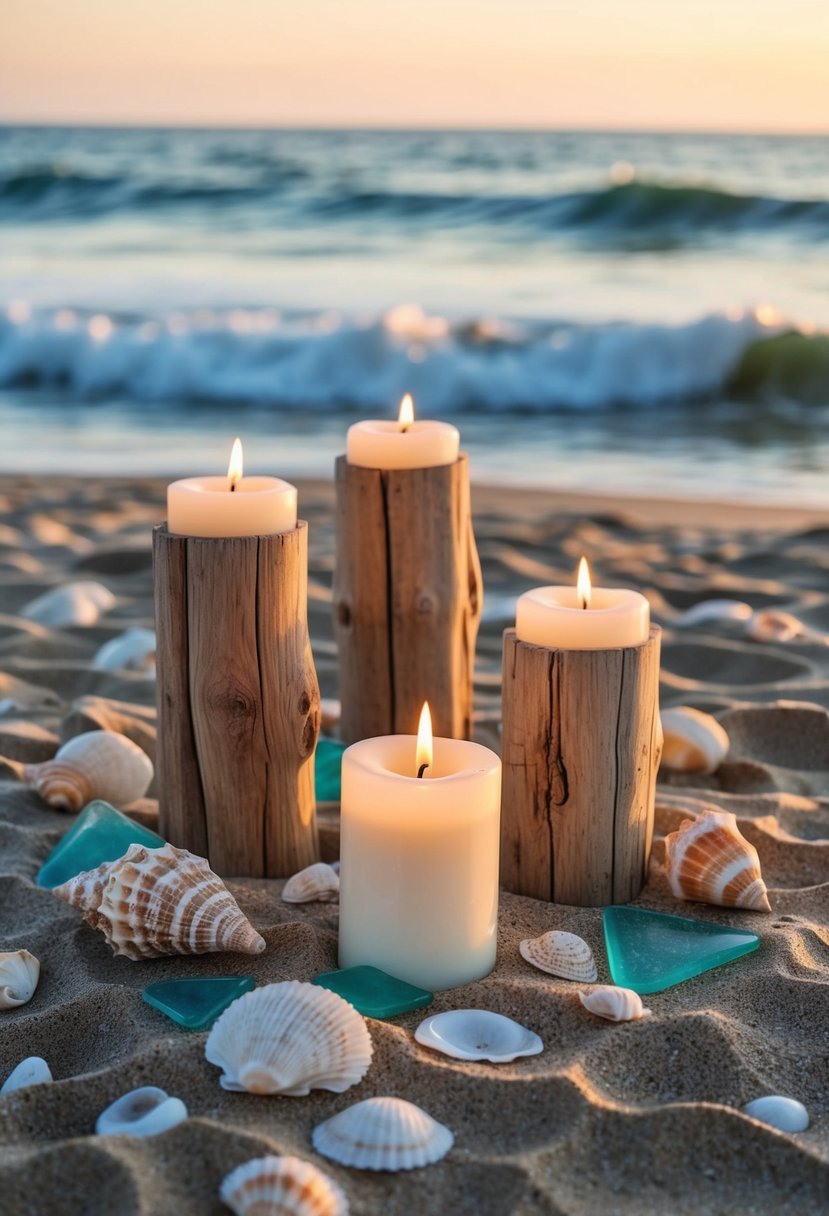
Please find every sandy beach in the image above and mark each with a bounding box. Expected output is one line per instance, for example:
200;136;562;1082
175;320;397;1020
1;473;828;1216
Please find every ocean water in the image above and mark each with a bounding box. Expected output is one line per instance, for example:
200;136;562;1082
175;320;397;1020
1;126;828;502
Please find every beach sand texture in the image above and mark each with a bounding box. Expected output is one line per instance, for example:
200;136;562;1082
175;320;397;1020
0;474;828;1215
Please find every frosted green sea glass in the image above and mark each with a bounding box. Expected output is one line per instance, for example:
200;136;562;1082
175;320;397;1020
143;976;255;1030
603;905;761;995
315;737;347;802
313;965;433;1019
36;800;165;889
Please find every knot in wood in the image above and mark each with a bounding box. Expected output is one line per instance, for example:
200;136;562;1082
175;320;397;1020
336;601;351;627
302;713;319;755
298;690;311;715
416;592;437;615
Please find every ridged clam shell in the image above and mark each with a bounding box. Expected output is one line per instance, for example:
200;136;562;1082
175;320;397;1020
221;1155;349;1216
282;863;339;904
93;628;157;673
96;1086;188;1137
1;1056;53;1094
663;808;771;912
747;610;806;642
414;1009;543;1063
53;841;266;959
21;581;116;628
205;981;372;1096
659;707;729;774
0;949;40;1010
579;986;652;1022
23;729;154;811
519;931;597;982
674;599;752;628
312;1097;453;1172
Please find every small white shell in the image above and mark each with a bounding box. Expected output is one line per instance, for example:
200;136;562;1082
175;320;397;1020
1;1056;53;1094
747;611;806;643
93;628;156;673
674;600;752;628
282;863;340;904
220;1155;349;1216
579;986;652;1022
0;949;40;1010
519;931;597;982
21;581;115;628
96;1086;188;1137
205;981;372;1096
659;707;730;774
23;729;154;811
312;1096;453;1172
415;1009;543;1063
742;1095;810;1133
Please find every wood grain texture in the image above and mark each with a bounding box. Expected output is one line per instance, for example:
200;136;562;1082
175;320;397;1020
153;523;320;878
333;453;482;743
500;625;662;906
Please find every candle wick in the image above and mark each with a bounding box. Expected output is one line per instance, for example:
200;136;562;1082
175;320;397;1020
417;762;429;779
230;482;237;493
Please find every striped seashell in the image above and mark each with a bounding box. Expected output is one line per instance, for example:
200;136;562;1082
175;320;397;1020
663;808;771;912
659;707;729;774
0;949;40;1010
23;729;154;811
312;1096;453;1172
519;930;597;982
52;842;266;959
21;581;115;628
221;1155;349;1216
579;986;651;1023
282;863;339;904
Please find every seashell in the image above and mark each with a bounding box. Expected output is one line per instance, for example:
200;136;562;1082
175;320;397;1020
663;808;771;912
221;1155;349;1216
742;1095;809;1133
659;707;729;774
414;1009;543;1063
579;986;652;1022
21;581;116;628
519;930;597;982
320;698;341;733
205;980;372;1096
93;627;156;673
1;1056;53;1094
96;1086;188;1137
53;841;266;960
282;862;339;904
22;729;154;811
747;610;806;643
312;1096;453;1172
674;599;752;628
0;949;40;1010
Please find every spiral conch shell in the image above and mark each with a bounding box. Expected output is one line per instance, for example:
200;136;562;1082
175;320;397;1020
663;808;771;912
53;842;266;960
281;862;339;904
519;931;597;982
659;707;729;774
579;986;652;1022
221;1155;349;1216
312;1096;453;1172
0;950;40;1010
23;730;154;811
205;981;372;1096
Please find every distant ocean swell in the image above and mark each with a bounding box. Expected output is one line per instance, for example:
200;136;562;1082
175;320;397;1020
2;303;827;412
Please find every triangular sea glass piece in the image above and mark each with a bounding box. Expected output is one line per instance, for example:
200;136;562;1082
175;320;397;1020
313;965;433;1019
315;737;347;802
37;799;165;889
143;976;255;1030
604;905;761;994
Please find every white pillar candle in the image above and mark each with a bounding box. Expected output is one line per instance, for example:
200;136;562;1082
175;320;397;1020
516;558;650;650
338;704;501;991
346;393;459;469
167;438;297;537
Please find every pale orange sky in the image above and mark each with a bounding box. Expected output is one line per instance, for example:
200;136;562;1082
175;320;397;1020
2;0;828;131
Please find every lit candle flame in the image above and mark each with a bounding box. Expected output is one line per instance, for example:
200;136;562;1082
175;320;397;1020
416;701;433;777
228;437;243;492
577;557;591;610
397;393;415;433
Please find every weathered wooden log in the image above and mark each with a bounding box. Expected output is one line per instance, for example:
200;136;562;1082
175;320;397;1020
500;625;662;906
333;453;482;743
153;523;320;877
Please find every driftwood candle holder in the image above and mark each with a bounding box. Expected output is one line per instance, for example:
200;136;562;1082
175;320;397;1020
153;522;320;878
500;625;662;906
333;453;482;743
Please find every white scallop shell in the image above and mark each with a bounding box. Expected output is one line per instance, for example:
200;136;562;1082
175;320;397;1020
205;981;372;1096
282;862;340;904
747;610;807;643
414;1009;543;1063
742;1095;810;1133
0;949;40;1010
519;931;597;982
312;1096;453;1172
93;628;156;673
1;1056;53;1094
23;729;154;811
21;581;116;628
674;600;752;628
96;1086;188;1137
221;1155;349;1216
579;986;651;1022
659;707;730;774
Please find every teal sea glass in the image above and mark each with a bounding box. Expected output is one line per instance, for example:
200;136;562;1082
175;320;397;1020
143;976;255;1030
37;800;165;889
315;737;347;802
603;905;761;995
313;965;433;1019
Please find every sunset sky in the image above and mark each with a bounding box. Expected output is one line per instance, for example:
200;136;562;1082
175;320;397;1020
2;0;828;131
